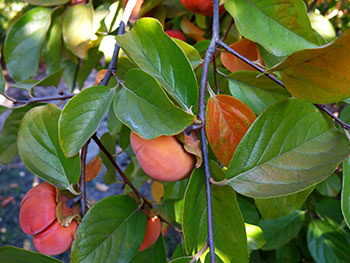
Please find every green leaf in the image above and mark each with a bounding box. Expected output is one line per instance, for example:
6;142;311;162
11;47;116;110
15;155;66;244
172;38;202;69
113;69;195;139
71;195;147;263
123;156;149;192
11;68;64;92
316;199;343;225
275;241;301;263
44;8;64;74
130;235;167;263
169;257;196;263
307;219;346;263
18;104;81;189
62;59;79;92
116;17;198;111
316;173;341;197
228;71;290;115
4;7;52;81
342;157;350;229
226;98;350;198
224;0;320;56
183;167;248;262
98;132;117;185
77;47;103;89
0;246;62;263
0;104;39;164
63;3;94;58
163;180;188;201
269;31;350;104
259;210;305;250
25;0;70;6
245;223;265;252
0;64;5;95
309;12;336;42
107;105;122;135
237;196;260;225
0;105;8;116
59;86;116;157
255;187;314;219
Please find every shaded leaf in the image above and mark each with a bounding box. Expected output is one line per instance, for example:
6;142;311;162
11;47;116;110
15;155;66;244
0;246;62;263
183;167;248;262
224;0;320;56
130;235;167;263
0;104;39;164
59;86;115;157
269;31;350;103
237;196;260;225
63;3;94;58
116;17;198;111
228;71;290;115
169;257;195;263
315;199;343;225
77;47;103;89
98;133;117;185
255;187;314;219
316;173;341;197
4;7;51;80
342;157;350;229
275;240;301;263
206;94;256;166
18;104;81;189
226;98;350;198
26;0;70;6
113;69;195;139
71;195;147;263
259;210;305;250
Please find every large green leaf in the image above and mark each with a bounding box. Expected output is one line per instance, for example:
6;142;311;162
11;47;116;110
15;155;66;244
172;38;202;69
71;195;147;263
255;187;314;219
25;0;70;6
0;246;62;263
63;3;94;58
0;104;39;164
316;173;341;197
4;7;51;81
226;98;350;198
224;0;320;56
59;86;115;157
342;157;350;229
269;30;350;103
228;71;290;115
275;241;301;263
307;219;350;263
183;167;248;262
116;18;198;111
245;223;265;252
259;210;305;250
113;69;195;139
18;104;81;189
130;235;167;263
0;64;5;95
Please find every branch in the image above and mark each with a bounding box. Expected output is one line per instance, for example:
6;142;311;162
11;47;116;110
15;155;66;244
92;134;153;209
79;140;90;216
100;0;138;86
308;0;318;14
316;104;350;130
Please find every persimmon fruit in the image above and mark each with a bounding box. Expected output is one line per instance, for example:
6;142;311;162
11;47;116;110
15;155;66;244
165;30;186;41
180;0;225;16
221;38;263;72
19;182;78;255
130;131;195;182
138;215;161;251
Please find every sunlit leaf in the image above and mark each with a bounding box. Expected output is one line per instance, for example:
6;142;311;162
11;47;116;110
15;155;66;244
225;0;321;56
0;246;61;263
59;86;115;157
206;94;256;166
116;18;198;111
71;195;147;263
309;12;336;42
113;69;195;139
226;98;350;198
245;223;265;252
4;7;51;81
269;30;350;103
18;104;81;189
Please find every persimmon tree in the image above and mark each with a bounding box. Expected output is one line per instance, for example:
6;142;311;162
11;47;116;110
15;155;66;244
0;0;350;262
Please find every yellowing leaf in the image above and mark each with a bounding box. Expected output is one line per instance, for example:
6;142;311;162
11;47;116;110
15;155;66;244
151;180;164;203
206;94;256;167
270;30;350;103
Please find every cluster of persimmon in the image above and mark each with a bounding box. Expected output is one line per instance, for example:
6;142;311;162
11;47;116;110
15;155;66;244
19;182;78;255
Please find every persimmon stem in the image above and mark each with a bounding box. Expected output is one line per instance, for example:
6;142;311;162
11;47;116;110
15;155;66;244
92;134;153;209
80;140;90;216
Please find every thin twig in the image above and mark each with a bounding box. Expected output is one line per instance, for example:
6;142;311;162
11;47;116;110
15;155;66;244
221;18;234;42
184;124;204;135
158;215;183;239
92;134;153;209
80;141;90;216
308;0;318;13
315;104;350;130
212;57;220;93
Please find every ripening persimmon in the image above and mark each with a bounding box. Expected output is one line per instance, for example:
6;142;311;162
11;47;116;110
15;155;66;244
165;30;186;41
180;0;225;16
130;131;195;182
138;215;161;251
19;182;78;255
220;38;263;72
